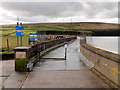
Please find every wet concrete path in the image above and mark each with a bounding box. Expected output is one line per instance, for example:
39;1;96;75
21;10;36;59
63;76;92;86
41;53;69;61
34;38;86;71
22;38;109;88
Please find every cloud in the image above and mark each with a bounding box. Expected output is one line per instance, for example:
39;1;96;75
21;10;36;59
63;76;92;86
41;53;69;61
1;2;84;17
2;2;118;18
0;2;118;24
81;2;118;19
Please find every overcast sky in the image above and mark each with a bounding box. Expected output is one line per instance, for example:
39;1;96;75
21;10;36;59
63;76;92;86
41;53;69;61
0;1;119;25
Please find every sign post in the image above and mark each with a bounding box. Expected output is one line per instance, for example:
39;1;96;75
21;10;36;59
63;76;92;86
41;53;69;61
16;26;24;46
29;33;38;45
21;37;22;46
17;37;19;47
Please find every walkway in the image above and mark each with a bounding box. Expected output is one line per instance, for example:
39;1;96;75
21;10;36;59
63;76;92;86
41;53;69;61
22;38;109;88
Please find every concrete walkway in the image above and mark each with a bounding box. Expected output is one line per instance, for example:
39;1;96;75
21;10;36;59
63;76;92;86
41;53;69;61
22;38;109;88
1;38;109;89
34;38;87;71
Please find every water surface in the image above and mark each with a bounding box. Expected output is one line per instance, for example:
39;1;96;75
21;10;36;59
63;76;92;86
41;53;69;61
86;36;119;54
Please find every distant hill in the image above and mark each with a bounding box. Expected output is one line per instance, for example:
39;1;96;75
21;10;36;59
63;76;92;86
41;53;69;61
1;22;119;31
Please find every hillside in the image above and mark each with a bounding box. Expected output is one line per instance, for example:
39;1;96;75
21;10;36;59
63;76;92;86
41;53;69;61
1;22;119;31
1;22;120;52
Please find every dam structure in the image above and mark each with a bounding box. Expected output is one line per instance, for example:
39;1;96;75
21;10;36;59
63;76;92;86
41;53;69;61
1;36;120;89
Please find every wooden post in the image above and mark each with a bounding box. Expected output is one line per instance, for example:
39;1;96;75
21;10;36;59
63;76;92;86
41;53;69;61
7;39;9;51
28;38;30;45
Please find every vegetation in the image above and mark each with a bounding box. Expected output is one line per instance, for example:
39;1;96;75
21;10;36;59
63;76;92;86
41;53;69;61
15;58;28;72
91;29;120;36
1;25;91;51
24;26;61;31
1;29;36;51
1;22;119;54
37;30;91;36
2;51;14;54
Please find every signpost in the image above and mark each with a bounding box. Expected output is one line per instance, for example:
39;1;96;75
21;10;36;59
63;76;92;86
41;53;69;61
16;26;24;37
29;33;38;45
16;26;24;46
16;17;24;47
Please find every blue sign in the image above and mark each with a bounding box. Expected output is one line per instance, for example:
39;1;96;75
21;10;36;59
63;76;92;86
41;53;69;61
29;33;38;41
16;26;24;37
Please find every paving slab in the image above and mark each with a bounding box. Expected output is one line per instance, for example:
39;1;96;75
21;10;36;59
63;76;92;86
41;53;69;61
0;60;14;77
0;60;29;89
3;72;29;88
0;60;14;89
22;70;109;88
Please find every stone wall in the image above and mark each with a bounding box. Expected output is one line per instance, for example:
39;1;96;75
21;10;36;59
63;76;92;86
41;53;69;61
27;37;77;59
80;41;120;87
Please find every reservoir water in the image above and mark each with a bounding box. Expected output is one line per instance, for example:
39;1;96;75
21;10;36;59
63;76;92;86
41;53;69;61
86;36;119;54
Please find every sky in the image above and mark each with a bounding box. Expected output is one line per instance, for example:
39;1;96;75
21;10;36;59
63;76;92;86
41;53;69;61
0;0;119;25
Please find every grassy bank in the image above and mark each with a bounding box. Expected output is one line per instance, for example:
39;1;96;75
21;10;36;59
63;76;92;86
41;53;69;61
1;28;36;51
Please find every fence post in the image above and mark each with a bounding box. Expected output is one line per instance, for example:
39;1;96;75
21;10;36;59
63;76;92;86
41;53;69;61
7;39;9;51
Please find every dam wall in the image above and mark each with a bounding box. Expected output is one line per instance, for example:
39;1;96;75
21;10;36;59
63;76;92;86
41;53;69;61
80;39;120;88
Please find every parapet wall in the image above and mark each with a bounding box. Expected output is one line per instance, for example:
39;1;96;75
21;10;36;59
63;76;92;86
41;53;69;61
27;37;77;59
80;40;120;88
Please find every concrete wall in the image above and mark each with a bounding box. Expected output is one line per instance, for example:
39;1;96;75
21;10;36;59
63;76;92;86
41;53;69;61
80;41;120;87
